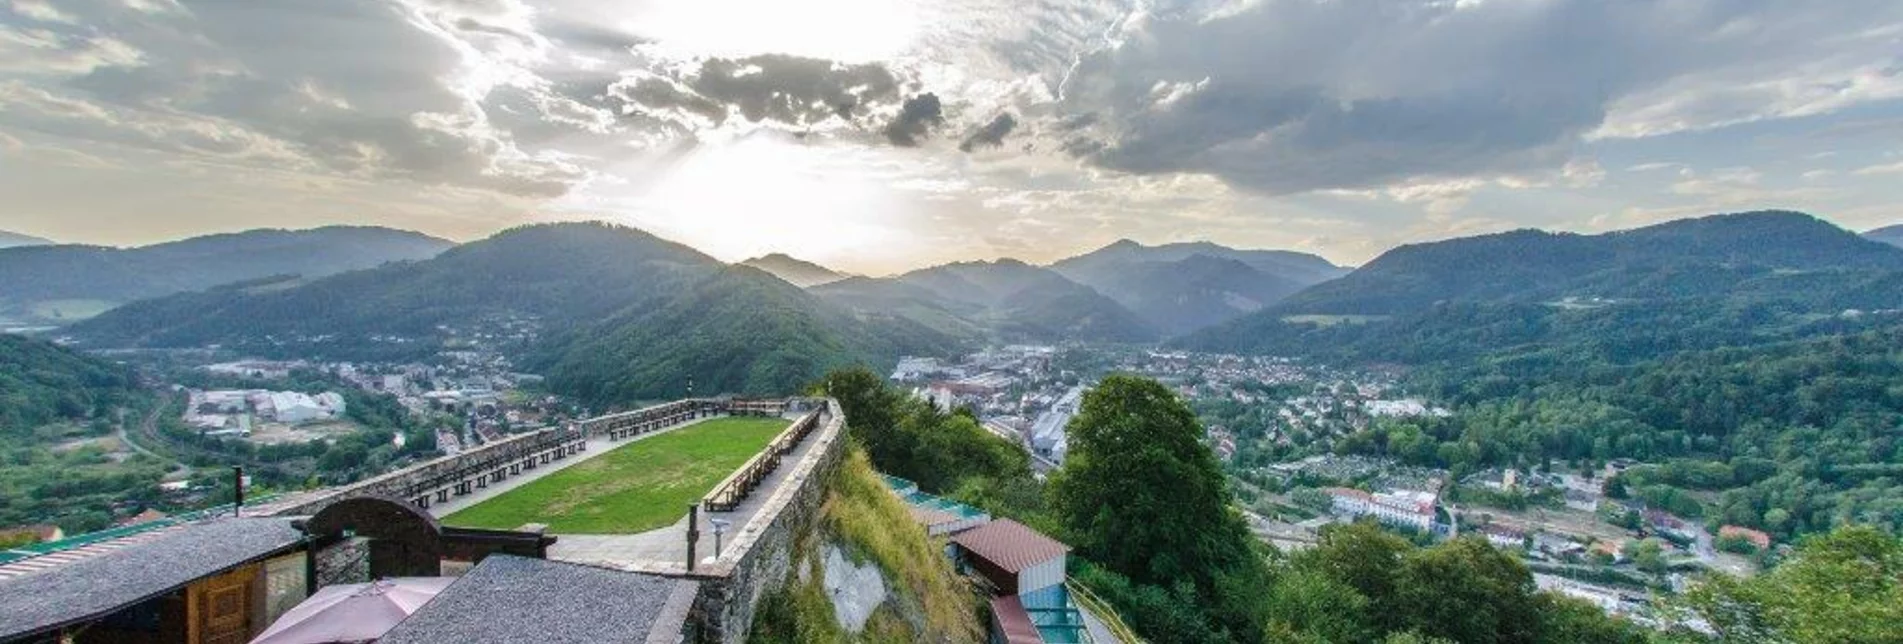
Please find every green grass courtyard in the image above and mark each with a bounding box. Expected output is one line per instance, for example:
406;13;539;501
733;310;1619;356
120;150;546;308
442;416;788;533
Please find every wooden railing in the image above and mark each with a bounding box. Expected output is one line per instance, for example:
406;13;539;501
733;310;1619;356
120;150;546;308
582;399;723;440
701;404;825;512
402;427;587;509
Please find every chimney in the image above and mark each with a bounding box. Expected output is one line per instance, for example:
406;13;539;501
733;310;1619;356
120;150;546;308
233;465;245;516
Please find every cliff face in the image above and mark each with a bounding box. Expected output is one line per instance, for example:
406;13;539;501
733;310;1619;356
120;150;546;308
748;448;983;643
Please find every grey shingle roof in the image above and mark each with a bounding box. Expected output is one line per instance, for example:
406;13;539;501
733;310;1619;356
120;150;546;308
0;517;305;640
378;555;696;644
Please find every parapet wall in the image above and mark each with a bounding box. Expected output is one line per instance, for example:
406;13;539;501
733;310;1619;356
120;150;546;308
270;396;850;644
687;400;848;644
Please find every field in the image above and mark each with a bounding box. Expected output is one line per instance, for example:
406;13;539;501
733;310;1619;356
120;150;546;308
442;416;788;533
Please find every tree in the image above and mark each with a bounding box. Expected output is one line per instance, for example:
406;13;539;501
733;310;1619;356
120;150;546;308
1050;375;1251;589
1632;538;1667;574
1393;537;1541;644
1264;567;1374;643
1679;525;1903;642
1049;375;1266;641
1305;522;1411;629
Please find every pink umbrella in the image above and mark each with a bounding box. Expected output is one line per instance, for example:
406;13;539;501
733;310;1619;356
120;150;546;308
250;578;456;644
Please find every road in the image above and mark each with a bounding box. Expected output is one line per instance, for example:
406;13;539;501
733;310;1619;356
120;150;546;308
119;404;190;478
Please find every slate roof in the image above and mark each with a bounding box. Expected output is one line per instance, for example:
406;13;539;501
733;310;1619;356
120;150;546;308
0;517;305;640
379;555;697;644
951;518;1069;574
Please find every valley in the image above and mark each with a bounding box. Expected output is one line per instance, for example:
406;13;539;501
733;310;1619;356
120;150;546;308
2;211;1901;642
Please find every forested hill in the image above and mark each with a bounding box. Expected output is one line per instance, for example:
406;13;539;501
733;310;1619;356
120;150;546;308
68;222;721;353
817;259;1159;344
0;226;450;312
68;223;961;406
536;266;960;405
1271;210;1903;316
739;253;847;287
1868;223;1903;248
1050;239;1346;337
1176;210;1903;359
0;230;52;249
0;334;142;433
1051;238;1348;286
1172;210;1903;542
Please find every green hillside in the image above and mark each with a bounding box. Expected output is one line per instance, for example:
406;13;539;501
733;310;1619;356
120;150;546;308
537;267;962;406
0;226;448;325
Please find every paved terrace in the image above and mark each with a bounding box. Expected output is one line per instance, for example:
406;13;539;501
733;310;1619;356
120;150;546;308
548;407;835;570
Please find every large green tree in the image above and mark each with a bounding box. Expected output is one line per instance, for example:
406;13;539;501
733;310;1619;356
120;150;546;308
819;367;1030;497
1050;375;1255;593
1680;525;1903;642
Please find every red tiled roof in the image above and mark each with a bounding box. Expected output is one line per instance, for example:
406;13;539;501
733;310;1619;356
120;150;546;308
990;595;1044;644
951;518;1069;574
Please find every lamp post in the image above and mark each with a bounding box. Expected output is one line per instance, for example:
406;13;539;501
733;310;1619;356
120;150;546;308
710;518;731;555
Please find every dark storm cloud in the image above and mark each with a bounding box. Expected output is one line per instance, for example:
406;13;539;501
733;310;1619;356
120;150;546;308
1057;0;1903;194
958;113;1017;152
883;93;944;147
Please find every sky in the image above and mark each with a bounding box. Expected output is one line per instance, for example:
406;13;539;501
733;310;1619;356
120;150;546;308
2;0;1901;275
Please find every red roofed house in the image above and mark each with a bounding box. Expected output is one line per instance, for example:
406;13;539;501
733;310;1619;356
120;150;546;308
1719;525;1773;550
950;518;1070;596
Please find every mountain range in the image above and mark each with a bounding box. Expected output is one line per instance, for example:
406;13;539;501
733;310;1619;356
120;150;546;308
0;231;52;249
49;209;1901;405
67;223;961;404
806;242;1347;341
817;259;1161;343
1174;211;1903;363
1868;224;1903;248
0;226;451;325
740;253;848;287
1051;240;1349;336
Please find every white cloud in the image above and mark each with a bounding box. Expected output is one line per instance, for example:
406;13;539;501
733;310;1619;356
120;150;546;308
1853;159;1903;176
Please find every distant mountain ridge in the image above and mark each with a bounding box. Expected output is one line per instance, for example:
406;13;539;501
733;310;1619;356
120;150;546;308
1053;238;1348;284
1273;211;1903;315
1050;239;1348;336
0;226;452;324
0;230;52;249
69;222;957;406
1174;210;1903;360
740;253;848;287
1868;224;1903;248
816;259;1159;344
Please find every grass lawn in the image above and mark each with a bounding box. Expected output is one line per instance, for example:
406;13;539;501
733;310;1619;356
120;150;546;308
442;416;788;534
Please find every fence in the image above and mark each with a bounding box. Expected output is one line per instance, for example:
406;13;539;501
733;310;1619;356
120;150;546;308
701;404;825;512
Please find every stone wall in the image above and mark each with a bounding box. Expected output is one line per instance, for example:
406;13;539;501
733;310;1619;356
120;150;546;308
686;401;848;644
312;537;371;588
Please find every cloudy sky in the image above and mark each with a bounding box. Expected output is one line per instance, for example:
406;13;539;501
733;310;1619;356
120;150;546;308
2;0;1901;274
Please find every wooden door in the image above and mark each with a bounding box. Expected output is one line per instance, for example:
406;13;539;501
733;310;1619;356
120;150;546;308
190;566;258;644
